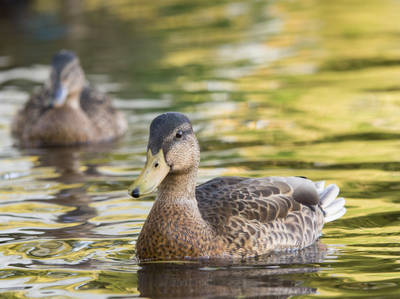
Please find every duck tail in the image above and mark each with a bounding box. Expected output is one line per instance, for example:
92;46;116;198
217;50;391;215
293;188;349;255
314;181;346;223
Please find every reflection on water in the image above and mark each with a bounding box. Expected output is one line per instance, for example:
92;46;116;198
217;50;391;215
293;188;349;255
138;243;329;298
0;0;400;297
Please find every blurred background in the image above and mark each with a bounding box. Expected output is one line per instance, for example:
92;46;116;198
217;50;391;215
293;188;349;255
0;0;400;298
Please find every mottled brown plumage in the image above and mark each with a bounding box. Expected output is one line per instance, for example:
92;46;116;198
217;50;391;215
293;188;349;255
130;112;345;261
12;50;127;147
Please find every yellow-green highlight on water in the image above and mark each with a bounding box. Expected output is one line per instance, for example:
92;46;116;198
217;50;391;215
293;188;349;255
0;0;399;297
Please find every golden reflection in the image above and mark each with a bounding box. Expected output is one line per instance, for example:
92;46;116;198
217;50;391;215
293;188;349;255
1;0;400;297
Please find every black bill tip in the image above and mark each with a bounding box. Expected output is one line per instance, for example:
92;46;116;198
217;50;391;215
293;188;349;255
130;188;140;198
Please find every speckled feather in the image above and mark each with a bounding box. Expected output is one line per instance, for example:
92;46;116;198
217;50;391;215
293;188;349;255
196;176;324;257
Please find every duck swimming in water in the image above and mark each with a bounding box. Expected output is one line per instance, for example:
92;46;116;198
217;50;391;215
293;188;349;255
129;112;346;261
12;50;127;147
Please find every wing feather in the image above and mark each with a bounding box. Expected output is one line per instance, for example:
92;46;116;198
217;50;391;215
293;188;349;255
80;86;127;139
196;176;324;254
196;176;320;225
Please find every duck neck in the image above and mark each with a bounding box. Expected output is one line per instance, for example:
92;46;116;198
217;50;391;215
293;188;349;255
157;167;198;204
64;91;81;110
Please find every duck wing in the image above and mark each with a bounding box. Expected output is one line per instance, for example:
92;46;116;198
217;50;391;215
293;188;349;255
80;86;127;140
196;176;320;223
196;176;324;254
11;86;51;138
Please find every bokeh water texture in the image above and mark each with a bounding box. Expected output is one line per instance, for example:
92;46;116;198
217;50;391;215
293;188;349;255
0;0;400;297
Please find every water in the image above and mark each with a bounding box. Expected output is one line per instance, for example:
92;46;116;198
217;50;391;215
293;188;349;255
0;0;399;297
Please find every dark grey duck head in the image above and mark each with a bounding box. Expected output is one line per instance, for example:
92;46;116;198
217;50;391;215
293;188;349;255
49;50;85;108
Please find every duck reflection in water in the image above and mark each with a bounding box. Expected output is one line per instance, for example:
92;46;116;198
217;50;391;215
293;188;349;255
137;241;330;298
20;145;123;239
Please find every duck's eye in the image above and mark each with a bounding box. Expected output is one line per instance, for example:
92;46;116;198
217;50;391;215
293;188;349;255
175;130;183;138
154;162;159;168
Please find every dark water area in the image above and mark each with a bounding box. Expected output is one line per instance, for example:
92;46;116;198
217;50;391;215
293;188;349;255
0;0;400;297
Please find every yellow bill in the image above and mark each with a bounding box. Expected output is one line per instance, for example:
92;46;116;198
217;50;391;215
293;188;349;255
128;149;170;198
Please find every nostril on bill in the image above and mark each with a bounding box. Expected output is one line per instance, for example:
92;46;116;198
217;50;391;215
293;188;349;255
131;188;140;198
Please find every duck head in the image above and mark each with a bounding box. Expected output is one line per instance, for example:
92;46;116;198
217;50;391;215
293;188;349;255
48;50;85;108
129;112;200;198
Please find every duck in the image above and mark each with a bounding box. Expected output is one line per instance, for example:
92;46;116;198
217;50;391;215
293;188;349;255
11;50;127;147
129;112;346;261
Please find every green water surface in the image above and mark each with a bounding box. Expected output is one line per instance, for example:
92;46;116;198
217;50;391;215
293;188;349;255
0;0;399;298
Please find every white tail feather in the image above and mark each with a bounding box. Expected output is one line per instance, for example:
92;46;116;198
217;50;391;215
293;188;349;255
316;183;346;223
314;181;325;193
325;197;345;212
324;207;346;223
320;184;340;208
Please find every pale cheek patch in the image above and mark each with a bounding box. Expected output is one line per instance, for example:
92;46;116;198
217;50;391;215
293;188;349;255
166;138;198;173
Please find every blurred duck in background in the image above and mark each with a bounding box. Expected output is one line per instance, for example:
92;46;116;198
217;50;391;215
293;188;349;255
12;50;127;147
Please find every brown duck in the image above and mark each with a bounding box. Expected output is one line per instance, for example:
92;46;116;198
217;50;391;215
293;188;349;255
12;50;127;147
129;112;346;261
